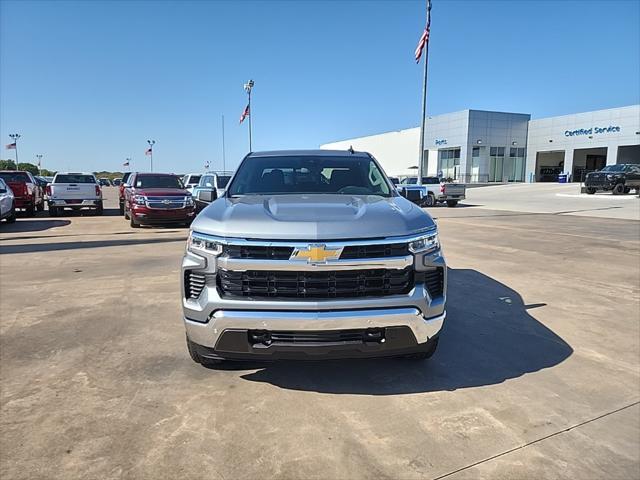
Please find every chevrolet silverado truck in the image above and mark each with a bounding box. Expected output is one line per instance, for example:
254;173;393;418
584;164;640;195
0;178;16;223
182;150;446;365
397;176;466;207
123;172;196;228
48;172;103;216
0;170;45;216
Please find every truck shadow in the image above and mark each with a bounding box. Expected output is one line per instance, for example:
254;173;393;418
236;268;573;394
0;218;71;233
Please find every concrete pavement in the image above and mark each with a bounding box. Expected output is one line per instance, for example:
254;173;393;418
0;187;638;479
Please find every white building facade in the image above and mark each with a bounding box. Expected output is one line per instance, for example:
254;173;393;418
321;105;640;183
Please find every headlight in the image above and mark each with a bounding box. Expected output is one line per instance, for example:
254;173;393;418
185;196;194;206
134;195;146;205
187;231;223;255
606;174;618;180
408;232;440;254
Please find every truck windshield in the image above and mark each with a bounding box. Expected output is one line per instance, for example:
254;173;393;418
217;176;231;188
55;174;96;183
227;156;392;197
0;172;30;182
134;175;182;189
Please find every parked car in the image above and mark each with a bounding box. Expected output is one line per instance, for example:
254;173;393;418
182;149;446;366
124;172;196;228
585;164;640;195
0;170;45;216
397;176;466;207
47;172;103;216
118;172;133;214
99;178;112;187
181;173;203;194
0;178;16;223
112;178;121;186
192;172;233;212
388;176;400;186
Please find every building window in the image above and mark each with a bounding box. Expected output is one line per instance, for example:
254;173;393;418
438;148;461;180
493;146;525;182
472;147;480;157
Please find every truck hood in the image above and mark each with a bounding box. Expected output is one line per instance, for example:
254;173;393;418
136;188;190;196
192;194;435;240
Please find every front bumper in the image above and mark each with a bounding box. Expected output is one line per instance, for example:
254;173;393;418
132;205;195;223
182;244;447;358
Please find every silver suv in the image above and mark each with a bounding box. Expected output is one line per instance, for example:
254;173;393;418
181;150;446;365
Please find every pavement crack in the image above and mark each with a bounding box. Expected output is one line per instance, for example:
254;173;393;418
431;400;640;480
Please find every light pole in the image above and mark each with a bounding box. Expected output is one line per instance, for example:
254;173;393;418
36;154;43;174
9;134;21;164
244;79;254;151
147;140;156;172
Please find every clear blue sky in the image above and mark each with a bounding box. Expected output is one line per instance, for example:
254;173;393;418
1;0;638;173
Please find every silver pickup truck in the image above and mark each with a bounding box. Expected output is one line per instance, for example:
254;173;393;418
397;177;466;207
182;150;446;365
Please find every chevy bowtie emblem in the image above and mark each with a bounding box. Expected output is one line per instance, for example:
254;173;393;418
162;199;172;205
291;244;343;264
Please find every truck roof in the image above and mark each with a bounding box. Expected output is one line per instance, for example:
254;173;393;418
247;149;371;158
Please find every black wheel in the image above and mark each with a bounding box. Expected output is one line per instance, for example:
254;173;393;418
119;202;124;215
624;187;631;194
48;206;58;217
25;205;35;217
404;337;439;360
423;193;435;207
186;335;222;367
612;183;625;195
36;201;44;212
130;214;140;228
5;204;16;223
95;201;104;216
446;200;458;208
586;187;596;195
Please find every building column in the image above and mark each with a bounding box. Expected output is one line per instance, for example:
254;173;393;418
606;145;618;165
563;148;574;180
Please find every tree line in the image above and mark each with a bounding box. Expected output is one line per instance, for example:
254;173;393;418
0;159;124;181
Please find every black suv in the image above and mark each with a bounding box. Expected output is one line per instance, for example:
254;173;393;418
585;164;640;195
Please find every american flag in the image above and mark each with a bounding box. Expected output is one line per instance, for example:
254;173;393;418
204;161;210;169
239;104;250;124
145;148;152;156
414;26;430;63
5;142;16;150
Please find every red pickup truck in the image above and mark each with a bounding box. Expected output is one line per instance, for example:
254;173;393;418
0;170;45;216
123;172;196;228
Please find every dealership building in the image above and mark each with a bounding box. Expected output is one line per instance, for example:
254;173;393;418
320;105;640;183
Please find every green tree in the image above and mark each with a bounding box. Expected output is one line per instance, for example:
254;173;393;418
16;162;40;175
40;169;56;177
0;159;17;170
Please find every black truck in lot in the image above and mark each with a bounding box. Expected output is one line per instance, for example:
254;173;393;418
584;164;640;195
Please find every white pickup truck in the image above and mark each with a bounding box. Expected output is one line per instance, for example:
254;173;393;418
396;176;466;207
47;172;103;216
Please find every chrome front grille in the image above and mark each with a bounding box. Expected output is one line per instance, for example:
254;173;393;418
146;196;187;209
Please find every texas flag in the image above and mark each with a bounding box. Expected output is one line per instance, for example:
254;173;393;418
5;142;16;150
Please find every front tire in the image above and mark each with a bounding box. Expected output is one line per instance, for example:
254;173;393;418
186;335;222;367
5;204;16;223
586;187;596;195
404;337;439;360
446;200;458;208
130;213;140;228
612;183;625;195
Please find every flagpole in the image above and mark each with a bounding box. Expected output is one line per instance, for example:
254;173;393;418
222;114;226;172
36;154;43;175
244;80;254;152
417;0;431;187
9;134;20;164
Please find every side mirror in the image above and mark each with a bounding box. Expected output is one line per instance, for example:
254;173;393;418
123;183;131;188
196;188;217;203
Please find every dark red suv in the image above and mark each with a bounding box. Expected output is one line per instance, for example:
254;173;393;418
123;173;196;228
